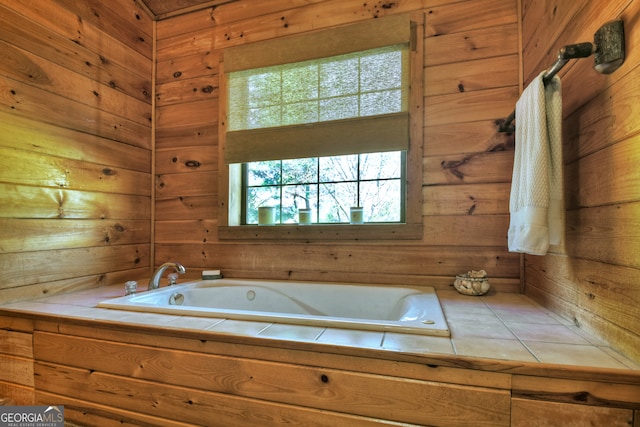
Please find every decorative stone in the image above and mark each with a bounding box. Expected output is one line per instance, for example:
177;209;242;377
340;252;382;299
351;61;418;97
453;269;491;296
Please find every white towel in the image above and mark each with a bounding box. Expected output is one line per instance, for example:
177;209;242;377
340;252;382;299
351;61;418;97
508;71;564;255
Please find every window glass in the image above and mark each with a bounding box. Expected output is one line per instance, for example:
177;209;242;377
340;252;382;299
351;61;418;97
244;152;403;225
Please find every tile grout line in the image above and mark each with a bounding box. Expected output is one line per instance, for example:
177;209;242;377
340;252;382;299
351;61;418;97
479;296;542;363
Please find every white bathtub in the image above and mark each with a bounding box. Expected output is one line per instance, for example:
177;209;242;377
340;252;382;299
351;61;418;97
98;278;450;336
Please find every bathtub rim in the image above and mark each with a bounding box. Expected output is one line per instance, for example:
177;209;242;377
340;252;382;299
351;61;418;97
97;278;451;337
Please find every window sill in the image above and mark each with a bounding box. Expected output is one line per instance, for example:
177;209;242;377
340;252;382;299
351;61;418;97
217;223;423;241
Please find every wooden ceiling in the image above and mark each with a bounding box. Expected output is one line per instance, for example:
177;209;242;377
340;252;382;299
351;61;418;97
140;0;237;20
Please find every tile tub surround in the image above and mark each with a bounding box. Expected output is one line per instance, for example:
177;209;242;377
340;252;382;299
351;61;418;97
1;285;638;372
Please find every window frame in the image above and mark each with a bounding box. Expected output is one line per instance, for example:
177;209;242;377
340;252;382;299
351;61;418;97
218;12;424;240
240;151;407;225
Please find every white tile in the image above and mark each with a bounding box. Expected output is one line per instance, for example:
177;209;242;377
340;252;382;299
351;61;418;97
448;318;518;340
508;323;590;344
453;337;537;362
205;319;272;336
382;333;454;354
524;341;630;369
258;323;325;341
316;328;384;348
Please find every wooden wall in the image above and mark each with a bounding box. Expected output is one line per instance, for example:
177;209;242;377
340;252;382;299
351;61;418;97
520;0;640;363
154;0;521;291
0;0;154;304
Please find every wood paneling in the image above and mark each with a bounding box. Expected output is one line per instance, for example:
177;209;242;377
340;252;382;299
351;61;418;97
0;0;153;305
521;0;640;364
154;0;521;291
19;320;637;426
0;326;34;405
511;398;633;427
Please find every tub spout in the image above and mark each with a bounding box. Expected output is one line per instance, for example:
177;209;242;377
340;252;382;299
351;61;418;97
148;262;186;290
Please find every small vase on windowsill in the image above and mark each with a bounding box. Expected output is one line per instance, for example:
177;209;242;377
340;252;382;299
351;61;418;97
298;208;312;225
350;207;363;224
258;206;276;226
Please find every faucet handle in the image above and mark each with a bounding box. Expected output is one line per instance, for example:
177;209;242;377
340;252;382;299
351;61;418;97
167;273;179;286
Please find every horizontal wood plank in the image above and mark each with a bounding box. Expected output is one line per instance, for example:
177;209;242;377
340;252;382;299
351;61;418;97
426;55;519;96
0;268;149;305
425;23;519;66
0;355;33;387
0;110;150;173
155;195;217;220
565;135;640;209
564;203;640;268
512;374;640;409
423;183;511;216
0;146;151;196
155;171;217;198
425;86;518;126
0;330;32;358
155;123;218;149
156;146;218;174
156;52;220;85
0;184;150;220
0;219;150;253
0;79;150;149
156;27;215;63
423;150;514;185
1;245;150;289
425;0;517;37
0;40;151;126
422;214;509;248
0;381;34;406
155;219;218;243
36;390;197;427
155;99;218;130
425;120;514;156
213;0;424;49
155;243;520;279
156;75;219;106
511;398;633;427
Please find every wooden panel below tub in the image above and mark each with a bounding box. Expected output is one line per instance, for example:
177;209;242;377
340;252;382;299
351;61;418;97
511;398;633;427
22;319;639;427
34;330;512;426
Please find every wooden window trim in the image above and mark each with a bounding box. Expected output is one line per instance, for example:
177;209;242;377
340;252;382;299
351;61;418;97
218;12;424;241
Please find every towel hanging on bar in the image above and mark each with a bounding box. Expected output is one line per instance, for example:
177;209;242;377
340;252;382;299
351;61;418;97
508;71;564;255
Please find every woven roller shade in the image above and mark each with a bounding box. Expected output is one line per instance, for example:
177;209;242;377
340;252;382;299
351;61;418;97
224;112;409;164
224;14;412;73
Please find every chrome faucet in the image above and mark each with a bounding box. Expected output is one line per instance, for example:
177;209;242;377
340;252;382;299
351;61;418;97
148;262;186;290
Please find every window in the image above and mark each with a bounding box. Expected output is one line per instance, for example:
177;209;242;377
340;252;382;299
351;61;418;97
244;152;404;225
219;13;424;239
